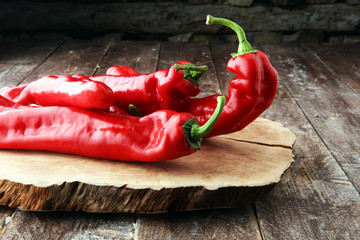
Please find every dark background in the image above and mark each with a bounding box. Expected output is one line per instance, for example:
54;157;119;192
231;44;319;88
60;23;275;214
0;0;359;43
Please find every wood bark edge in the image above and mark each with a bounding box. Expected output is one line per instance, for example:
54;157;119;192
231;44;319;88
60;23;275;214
0;179;276;213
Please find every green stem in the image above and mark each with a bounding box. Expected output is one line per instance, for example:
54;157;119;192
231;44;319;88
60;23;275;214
182;96;226;149
174;63;208;87
128;104;142;117
206;15;257;57
174;64;209;73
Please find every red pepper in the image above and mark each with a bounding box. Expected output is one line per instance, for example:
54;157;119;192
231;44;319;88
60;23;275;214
0;74;115;110
89;61;208;115
183;15;278;137
106;65;140;76
0;95;225;162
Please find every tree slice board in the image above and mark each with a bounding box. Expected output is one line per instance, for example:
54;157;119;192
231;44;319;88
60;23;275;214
0;118;296;213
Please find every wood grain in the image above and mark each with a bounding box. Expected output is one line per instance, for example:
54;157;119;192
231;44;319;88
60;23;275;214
256;43;360;240
211;42;360;239
209;43;237;96
135;207;262;240
0;206;13;235
305;43;360;94
261;43;360;189
0;40;62;88
0;118;295;213
22;39;112;83
0;210;136;240
95;41;161;75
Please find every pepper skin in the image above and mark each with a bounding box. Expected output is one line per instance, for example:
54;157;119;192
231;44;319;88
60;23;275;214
0;74;114;110
89;61;208;115
184;16;278;137
0;96;225;162
106;65;140;76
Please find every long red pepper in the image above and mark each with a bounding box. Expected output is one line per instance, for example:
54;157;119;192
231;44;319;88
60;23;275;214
183;15;278;137
89;61;208;115
0;95;225;162
0;74;114;110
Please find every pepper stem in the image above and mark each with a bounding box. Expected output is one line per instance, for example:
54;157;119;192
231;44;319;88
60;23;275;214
182;96;226;149
206;15;257;57
174;63;208;87
128;104;142;117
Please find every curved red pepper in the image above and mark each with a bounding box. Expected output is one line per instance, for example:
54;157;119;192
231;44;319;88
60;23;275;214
0;74;115;110
0;95;225;162
184;15;278;137
89;61;208;115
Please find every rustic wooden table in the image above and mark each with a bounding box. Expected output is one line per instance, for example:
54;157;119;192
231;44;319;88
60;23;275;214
0;39;359;239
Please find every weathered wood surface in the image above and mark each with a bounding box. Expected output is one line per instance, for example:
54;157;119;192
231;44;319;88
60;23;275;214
0;40;359;239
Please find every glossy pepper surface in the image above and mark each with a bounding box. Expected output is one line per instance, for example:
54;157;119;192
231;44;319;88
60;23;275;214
0;74;114;110
183;15;278;137
106;65;140;76
0;95;225;162
89;61;208;115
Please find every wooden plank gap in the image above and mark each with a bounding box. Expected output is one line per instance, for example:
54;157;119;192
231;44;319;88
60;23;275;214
133;215;140;240
252;203;266;240
16;40;66;86
302;43;360;98
155;42;164;72
208;43;224;95
208;43;225;95
91;40;113;76
0;207;16;236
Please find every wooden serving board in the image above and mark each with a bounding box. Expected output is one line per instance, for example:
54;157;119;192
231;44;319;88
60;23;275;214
0;118;296;213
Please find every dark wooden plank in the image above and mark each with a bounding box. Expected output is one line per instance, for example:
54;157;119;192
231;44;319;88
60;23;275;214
136;207;262;240
95;40;161;75
0;210;135;239
0;207;14;235
305;43;360;94
0;40;62;64
158;42;222;97
210;42;360;239
22;38;112;83
258;44;360;239
261;43;360;190
257;84;360;240
0;40;63;87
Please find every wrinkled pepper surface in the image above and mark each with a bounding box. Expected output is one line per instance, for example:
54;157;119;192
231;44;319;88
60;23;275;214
0;95;225;162
89;61;208;115
184;15;278;137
